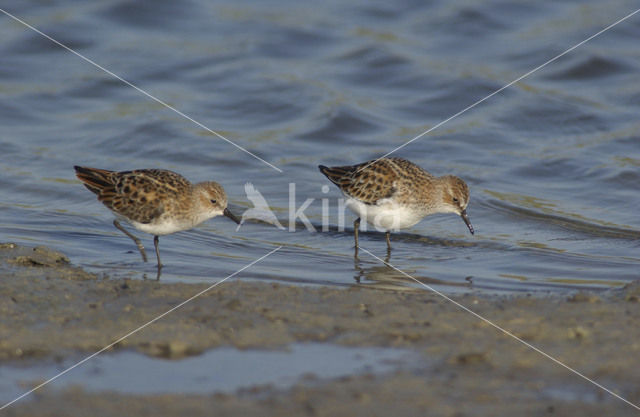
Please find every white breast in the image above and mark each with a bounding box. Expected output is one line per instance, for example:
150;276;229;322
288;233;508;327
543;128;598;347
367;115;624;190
345;197;425;232
130;218;194;235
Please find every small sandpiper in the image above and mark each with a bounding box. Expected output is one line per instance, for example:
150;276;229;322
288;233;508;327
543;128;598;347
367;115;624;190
74;166;240;278
319;157;474;254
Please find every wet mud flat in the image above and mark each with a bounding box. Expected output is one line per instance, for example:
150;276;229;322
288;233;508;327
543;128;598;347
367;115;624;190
1;243;639;416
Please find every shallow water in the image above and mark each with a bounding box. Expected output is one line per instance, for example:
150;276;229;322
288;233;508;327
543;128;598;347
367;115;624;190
0;343;603;405
1;0;639;293
0;344;413;401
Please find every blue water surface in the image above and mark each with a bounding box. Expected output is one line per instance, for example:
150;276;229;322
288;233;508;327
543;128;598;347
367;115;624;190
1;0;639;292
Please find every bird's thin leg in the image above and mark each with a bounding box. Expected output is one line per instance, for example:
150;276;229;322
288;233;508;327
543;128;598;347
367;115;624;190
385;231;392;253
354;217;361;257
154;235;163;280
353;255;364;284
113;220;147;262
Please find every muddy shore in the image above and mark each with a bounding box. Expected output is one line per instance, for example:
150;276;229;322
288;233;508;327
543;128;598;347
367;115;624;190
1;243;639;416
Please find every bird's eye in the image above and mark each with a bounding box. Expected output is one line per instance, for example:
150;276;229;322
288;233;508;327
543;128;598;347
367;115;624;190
452;197;459;203
210;199;217;204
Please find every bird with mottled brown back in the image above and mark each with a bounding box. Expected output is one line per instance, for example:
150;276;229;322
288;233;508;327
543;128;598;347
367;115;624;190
319;157;473;255
74;166;240;278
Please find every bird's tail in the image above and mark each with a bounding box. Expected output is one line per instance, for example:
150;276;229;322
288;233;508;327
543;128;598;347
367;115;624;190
74;166;114;196
318;164;355;186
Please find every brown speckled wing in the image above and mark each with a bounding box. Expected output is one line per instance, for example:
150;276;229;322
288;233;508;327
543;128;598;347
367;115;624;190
75;167;190;224
319;159;399;205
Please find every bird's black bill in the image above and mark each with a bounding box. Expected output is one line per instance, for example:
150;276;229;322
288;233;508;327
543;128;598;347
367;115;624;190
224;208;241;224
460;209;474;235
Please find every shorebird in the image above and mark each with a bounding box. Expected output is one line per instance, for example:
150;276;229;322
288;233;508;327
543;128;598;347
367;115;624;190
319;157;474;255
74;166;239;278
